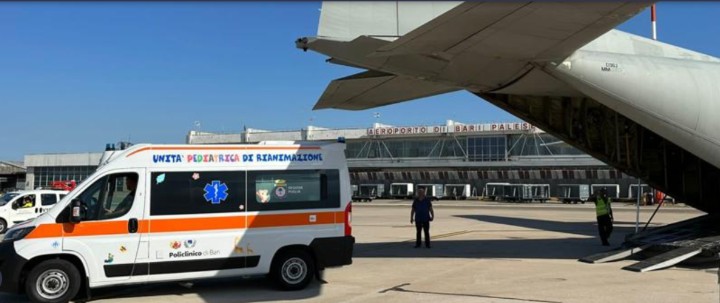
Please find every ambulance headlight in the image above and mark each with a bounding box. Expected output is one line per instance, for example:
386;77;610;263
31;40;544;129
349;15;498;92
3;226;35;242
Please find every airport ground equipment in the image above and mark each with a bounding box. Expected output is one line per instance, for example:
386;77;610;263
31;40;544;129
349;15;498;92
484;182;510;200
354;184;384;202
443;184;471;200
627;184;651;200
591;184;620;199
390;183;414;199
523;184;550;202
557;184;590;204
417;184;443;200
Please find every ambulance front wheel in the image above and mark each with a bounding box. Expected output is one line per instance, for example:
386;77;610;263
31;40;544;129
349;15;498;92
0;218;7;234
272;249;315;290
25;259;81;303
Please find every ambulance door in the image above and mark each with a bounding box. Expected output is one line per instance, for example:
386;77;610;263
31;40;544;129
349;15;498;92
244;170;341;274
146;170;248;282
62;170;147;284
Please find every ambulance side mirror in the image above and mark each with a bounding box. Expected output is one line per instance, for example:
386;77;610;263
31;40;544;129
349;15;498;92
70;199;82;223
11;200;20;210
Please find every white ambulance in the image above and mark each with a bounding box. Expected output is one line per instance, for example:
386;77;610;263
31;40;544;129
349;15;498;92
0;190;69;233
0;142;354;303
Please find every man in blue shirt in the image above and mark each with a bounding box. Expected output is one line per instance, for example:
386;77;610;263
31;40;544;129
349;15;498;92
411;188;434;248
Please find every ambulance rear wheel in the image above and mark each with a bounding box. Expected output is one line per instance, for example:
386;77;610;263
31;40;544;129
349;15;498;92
272;249;315;290
25;259;81;303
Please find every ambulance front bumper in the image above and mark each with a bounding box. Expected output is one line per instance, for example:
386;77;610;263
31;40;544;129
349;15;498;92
0;240;27;293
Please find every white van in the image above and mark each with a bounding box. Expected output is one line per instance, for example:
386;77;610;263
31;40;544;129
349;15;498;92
0;190;69;233
0;142;354;303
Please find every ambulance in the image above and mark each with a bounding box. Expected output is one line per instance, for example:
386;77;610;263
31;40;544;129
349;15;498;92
0;141;354;303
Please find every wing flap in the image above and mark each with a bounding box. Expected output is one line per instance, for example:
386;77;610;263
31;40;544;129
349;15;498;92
314;71;459;110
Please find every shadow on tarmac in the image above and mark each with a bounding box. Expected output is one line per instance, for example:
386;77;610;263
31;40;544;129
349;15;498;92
0;276;322;303
354;214;638;260
456;214;640;237
87;277;321;303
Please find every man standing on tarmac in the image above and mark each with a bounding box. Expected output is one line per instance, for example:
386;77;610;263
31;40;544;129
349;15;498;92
411;187;434;248
594;187;613;246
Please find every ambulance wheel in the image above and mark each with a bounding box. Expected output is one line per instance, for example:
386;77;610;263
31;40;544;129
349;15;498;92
272;249;315;290
25;259;81;303
0;219;6;234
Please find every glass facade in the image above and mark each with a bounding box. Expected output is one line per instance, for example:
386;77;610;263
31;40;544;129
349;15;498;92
467;136;506;161
346;133;585;162
347;138;467;159
507;134;584;156
33;166;97;189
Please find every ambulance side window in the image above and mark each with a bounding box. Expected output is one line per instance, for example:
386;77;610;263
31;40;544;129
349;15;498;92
73;173;138;221
247;169;340;211
150;171;246;216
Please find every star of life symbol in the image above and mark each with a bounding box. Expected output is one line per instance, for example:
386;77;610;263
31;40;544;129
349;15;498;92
203;180;229;204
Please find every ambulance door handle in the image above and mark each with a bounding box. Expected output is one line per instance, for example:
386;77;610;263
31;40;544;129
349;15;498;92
128;218;139;234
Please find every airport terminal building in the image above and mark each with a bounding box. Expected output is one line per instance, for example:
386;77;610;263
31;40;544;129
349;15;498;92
186;120;642;200
22;120;643;201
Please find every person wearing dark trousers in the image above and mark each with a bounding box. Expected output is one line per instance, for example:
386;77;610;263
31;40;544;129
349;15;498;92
594;188;613;246
411;188;434;248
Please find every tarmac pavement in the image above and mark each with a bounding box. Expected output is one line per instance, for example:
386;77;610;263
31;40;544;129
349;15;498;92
0;200;716;303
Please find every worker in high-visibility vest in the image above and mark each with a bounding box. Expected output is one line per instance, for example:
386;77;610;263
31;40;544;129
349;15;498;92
594;188;613;246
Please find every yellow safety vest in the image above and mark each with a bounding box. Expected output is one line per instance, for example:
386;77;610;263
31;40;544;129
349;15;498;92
596;197;610;216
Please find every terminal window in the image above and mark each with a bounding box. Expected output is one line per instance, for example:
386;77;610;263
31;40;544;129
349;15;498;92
467;136;507;161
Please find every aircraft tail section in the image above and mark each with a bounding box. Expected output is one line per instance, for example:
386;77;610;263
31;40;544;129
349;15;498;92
317;2;461;40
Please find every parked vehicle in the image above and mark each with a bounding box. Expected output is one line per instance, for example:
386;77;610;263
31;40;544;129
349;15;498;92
416;184;443;200
591;184;621;199
557;184;590;204
0;141;354;302
390;183;414;199
627;184;651;200
443;184;471;200
484;182;510;200
353;184;385;202
523;184;550;202
0;189;68;234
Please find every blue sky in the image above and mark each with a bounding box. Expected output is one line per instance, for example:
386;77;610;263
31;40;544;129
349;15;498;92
1;2;719;160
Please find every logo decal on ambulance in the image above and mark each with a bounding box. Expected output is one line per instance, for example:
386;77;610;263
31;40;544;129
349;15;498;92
274;179;287;199
156;173;166;185
170;241;182;250
203;180;229;204
184;239;196;248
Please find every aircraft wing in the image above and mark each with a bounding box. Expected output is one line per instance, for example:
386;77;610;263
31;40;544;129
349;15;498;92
370;2;650;61
300;1;650;109
314;70;459;110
